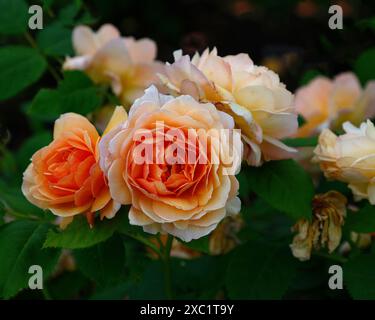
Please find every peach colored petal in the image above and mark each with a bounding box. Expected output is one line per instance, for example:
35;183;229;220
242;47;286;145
124;37;157;64
96;24;120;46
91;189;112;212
54;113;99;143
100;200;121;220
129;206;154;226
72;25;97;56
107;159;132;204
103;106;128;136
50;203;92;217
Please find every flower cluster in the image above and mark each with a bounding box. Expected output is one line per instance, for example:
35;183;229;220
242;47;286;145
22;24;300;242
21;23;375;253
159;49;298;166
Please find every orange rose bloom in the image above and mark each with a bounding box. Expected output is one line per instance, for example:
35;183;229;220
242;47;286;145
99;86;242;242
22;110;126;224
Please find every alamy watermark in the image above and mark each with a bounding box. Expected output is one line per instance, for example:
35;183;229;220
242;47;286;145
328;265;343;290
328;5;343;30
28;265;43;290
28;5;43;30
129;122;242;176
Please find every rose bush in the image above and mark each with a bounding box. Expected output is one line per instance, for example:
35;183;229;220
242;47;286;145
1;0;375;301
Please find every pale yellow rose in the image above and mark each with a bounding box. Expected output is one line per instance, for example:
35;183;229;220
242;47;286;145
158;48;298;166
314;120;375;204
99;86;242;242
295;72;375;137
290;191;346;261
63;24;164;107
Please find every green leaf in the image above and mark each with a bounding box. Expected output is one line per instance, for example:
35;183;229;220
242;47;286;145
0;204;4;226
46;270;91;300
0;221;61;298
0;0;28;35
122;238;149;283
36;23;73;56
173;255;229;299
59;70;93;92
0;182;45;218
0;148;18;183
90;281;131;300
74;235;125;287
58;1;81;26
42;0;55;11
346;204;375;233
237;170;252;198
355;48;375;85
282;136;318;148
16;131;52;171
128;260;166;299
28;71;103;121
357;17;375;32
240;198;293;242
245;159;314;220
27;89;61;121
316;178;351;196
344;253;375;299
0;46;47;101
44;212;128;249
226;240;298;299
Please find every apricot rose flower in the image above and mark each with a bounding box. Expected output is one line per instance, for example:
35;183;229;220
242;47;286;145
63;24;163;107
295;72;375;137
313;120;375;204
158;48;298;166
99;86;242;241
22;108;127;225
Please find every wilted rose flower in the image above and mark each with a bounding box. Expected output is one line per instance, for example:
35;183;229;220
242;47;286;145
99;86;242;242
295;72;375;137
209;215;243;255
350;232;372;249
63;24;163;107
22;107;127;226
158;48;298;166
313;120;375;204
51;250;76;278
290;191;346;261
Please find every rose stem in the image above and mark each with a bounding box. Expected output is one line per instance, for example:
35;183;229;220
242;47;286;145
163;234;174;299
